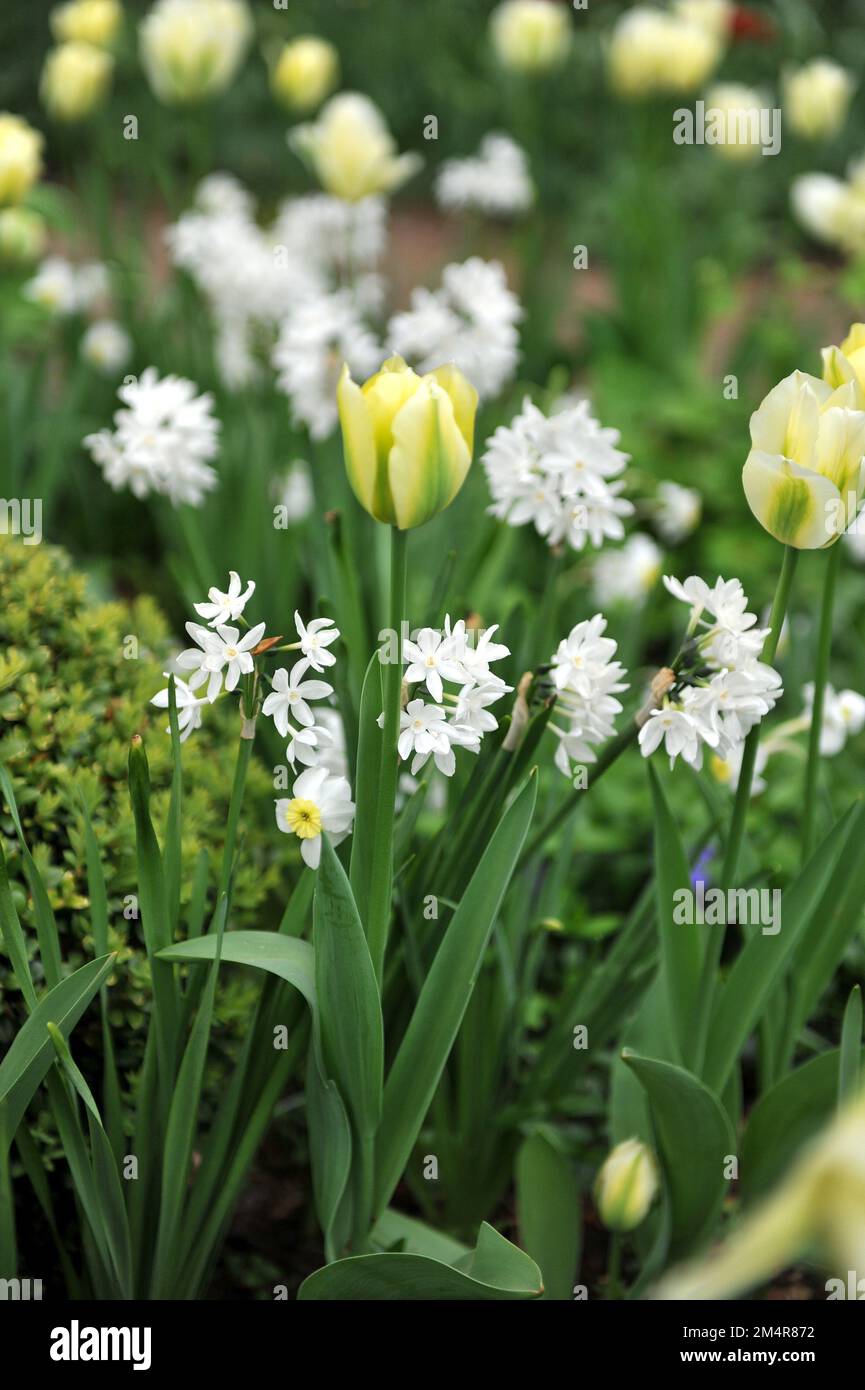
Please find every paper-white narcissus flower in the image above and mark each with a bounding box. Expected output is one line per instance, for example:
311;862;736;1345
275;766;355;869
262;663;333;738
294;612;339;673
193;571;256;627
80;320;131;376
176;621;265;702
150;673;208;741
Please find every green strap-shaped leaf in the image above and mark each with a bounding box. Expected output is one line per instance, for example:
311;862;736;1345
159;929;352;1261
647;763;703;1068
0;764;62;990
298;1222;542;1301
839;986;862;1108
375;771;537;1216
703;801;860;1096
0;954;115;1143
515;1131;581;1300
622;1050;735;1256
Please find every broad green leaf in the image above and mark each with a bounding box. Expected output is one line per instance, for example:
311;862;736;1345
739;1048;862;1203
647;763;703;1067
623;1050;734;1255
0;955;115;1143
375;772;537;1216
515;1131;581;1300
839;986;862;1108
298;1221;542;1301
372;1208;469;1264
348;652;382;926
703;801;859;1096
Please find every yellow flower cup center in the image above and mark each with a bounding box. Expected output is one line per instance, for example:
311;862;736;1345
285;798;322;839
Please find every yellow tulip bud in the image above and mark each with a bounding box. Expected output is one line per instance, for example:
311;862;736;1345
742;369;865;548
703;83;768;162
0;114;43;207
594;1137;659;1232
41;43;113;122
337;355;477;530
0;207;47;266
290;93;422;203
140;0;252;104
272;36;339;112
489;0;571;74
783;59;854;141
50;0;122;48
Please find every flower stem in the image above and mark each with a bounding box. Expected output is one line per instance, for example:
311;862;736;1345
692;545;798;1074
367;526;408;983
802;541;841;859
217;724;255;904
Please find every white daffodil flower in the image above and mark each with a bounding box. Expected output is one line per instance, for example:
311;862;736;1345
193;571;256;627
176;620;265;701
150;673;208;740
275;766;355;869
402;627;464;702
263;661;333;736
294;610;339;672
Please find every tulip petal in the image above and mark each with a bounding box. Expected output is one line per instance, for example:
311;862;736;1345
742;450;840;549
337;363;384;521
749;371;826;470
426;363;478;452
388;380;471;530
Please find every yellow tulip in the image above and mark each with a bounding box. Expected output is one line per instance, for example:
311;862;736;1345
290;93;421;203
41;43;113;121
51;0;122;48
337;355;477;530
784;59;854;141
704;83;767;162
0;207;47;265
655;1093;865;1299
272;36;339;112
0;114;43;207
594;1138;659;1232
140;0;252;104
608;6;723;98
742;369;865;548
489;0;571;74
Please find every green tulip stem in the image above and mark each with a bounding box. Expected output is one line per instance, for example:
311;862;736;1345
367;526;408;983
802;541;842;859
692;544;799;1075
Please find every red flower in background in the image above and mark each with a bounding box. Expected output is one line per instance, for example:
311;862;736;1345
730;5;777;42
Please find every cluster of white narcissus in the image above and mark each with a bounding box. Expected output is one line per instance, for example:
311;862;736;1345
548;616;629;778
85;367;220;506
23;255;131;375
150;571;354;869
397;618;512;777
482;396;633;552
639;575;783;771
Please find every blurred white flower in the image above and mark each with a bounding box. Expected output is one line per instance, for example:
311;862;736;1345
263;662;333;737
80;319;131;375
388;257;521;400
791;172;851;246
272;459;314;523
802;682;865;756
23;255;79;314
294;611;339;672
436;134;533;217
75;260;110;311
654;480;701;544
194;171;254;218
784;59;854;141
548;614;629;777
273;288;382;439
150;672;207;741
272;193;387;309
84;366;220;506
593;533;662;605
482;395;633;552
710;738;770;795
193;570;255;627
275;765;355;869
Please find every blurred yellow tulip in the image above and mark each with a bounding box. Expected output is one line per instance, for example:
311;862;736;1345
784;59;854;141
51;0;122;48
41;42;113;122
290;93;421;203
140;0;252;104
489;0;571;74
0;114;43;206
337;355;477;530
0;207;47;265
272;36;339;112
